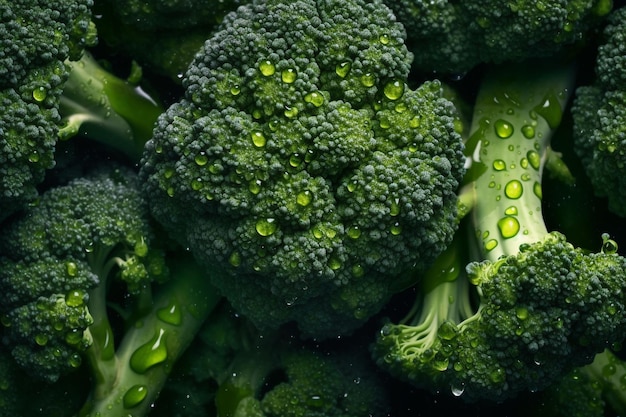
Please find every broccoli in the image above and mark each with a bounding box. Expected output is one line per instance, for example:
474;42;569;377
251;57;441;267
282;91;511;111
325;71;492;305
0;166;222;416
383;0;613;74
0;1;163;224
373;59;626;402
139;0;466;339
153;301;390;417
0;0;94;223
571;6;626;217
93;0;249;81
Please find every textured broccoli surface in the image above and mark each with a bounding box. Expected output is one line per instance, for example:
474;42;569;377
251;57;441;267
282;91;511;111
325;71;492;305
140;0;466;339
571;6;626;217
0;0;94;222
384;0;613;74
374;59;626;402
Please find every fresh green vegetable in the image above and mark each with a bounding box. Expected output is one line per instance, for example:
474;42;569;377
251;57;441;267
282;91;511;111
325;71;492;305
139;0;466;339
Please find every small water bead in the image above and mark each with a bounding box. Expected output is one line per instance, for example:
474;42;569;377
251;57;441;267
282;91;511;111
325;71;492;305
28;152;40;163
409;116;421;128
157;302;182;326
601;233;619;254
281;68;297;83
229;252;241;267
32;87;47;102
379;33;390;44
360;73;375;87
351;264;364;278
230;84;241;96
504;206;518;216
251;130;266;147
123;385;148;409
534;92;563;129
296;190;313;207
383;80;404;101
516;307;529;320
289;153;303;167
284;106;298;118
494;119;514;139
65;290;85;307
335;61;351;78
497;217;521;239
191;178;203;191
66;261;78;277
304;91;325;107
259;60;276;76
484;239;498;252
249;180;261;195
504;180;523;199
130;328;168;373
521;125;535;139
328;257;342;270
493;159;506;171
195;153;208;166
35;334;48;346
347;226;361;239
255;218;277;236
390;222;402;235
533;182;542;199
527;150;541;170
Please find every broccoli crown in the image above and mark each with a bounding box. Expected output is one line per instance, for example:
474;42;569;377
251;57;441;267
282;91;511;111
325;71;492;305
0;167;164;382
571;7;626;216
0;0;94;222
385;0;612;74
140;0;465;338
376;232;626;402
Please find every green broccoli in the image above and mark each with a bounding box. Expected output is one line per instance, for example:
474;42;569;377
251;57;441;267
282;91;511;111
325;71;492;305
0;0;94;223
571;6;626;217
0;1;163;224
373;58;626;402
383;0;613;74
0;166;222;417
139;0;466;339
93;0;249;81
153;301;390;417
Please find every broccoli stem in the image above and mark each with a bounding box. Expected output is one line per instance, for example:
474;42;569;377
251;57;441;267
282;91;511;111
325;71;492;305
78;254;221;417
579;349;626;415
59;52;163;161
467;59;577;260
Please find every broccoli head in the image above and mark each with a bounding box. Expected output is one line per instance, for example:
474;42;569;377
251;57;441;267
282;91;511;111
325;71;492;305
0;0;95;223
384;0;613;74
140;0;466;339
571;6;626;216
374;59;626;402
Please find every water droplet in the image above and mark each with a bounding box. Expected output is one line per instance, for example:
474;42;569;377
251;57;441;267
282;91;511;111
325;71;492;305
191;178;203;191
65;290;85;307
66;262;78;277
35;334;48;346
379;34;390;44
351;264;365;277
451;384;465;397
281;68;297;83
533;182;542;200
383;80;404;100
249;180;262;194
494;119;514;138
328;257;342;270
527;150;540;170
602;234;619;254
251;130;266;147
255;218;277;236
229;252;241;267
284;106;298;118
409;116;421;128
347;226;361;239
304;91;325;107
28;152;40;163
335;61;351;78
390;222;402;235
360;73;375;87
123;385;148;409
230;84;241;96
157;302;182;326
195;153;208;166
504;206;518;216
438;321;458;340
259;60;275;76
504;180;523;199
296;190;313;206
493;159;506;171
533;92;562;129
32;87;47;102
521;125;535;139
484;239;498;252
497;216;520;239
289;153;303;167
130;328;168;373
516;307;529;320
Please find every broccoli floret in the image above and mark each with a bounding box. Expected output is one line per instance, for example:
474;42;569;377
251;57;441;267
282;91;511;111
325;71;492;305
0;166;222;417
93;0;249;81
157;302;390;417
140;0;466;339
373;59;626;402
571;6;626;217
0;0;94;223
384;0;613;74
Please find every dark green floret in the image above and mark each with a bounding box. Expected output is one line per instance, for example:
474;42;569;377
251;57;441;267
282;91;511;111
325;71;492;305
373;59;626;402
571;6;626;217
384;0;613;74
140;0;466;339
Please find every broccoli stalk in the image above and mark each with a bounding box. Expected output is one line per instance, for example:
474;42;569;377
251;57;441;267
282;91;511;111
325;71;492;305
59;52;164;161
374;58;626;402
79;254;221;417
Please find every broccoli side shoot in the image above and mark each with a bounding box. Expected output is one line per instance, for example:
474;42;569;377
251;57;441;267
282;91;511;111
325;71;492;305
571;6;626;217
384;0;613;74
140;0;466;339
374;59;626;402
0;0;95;223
